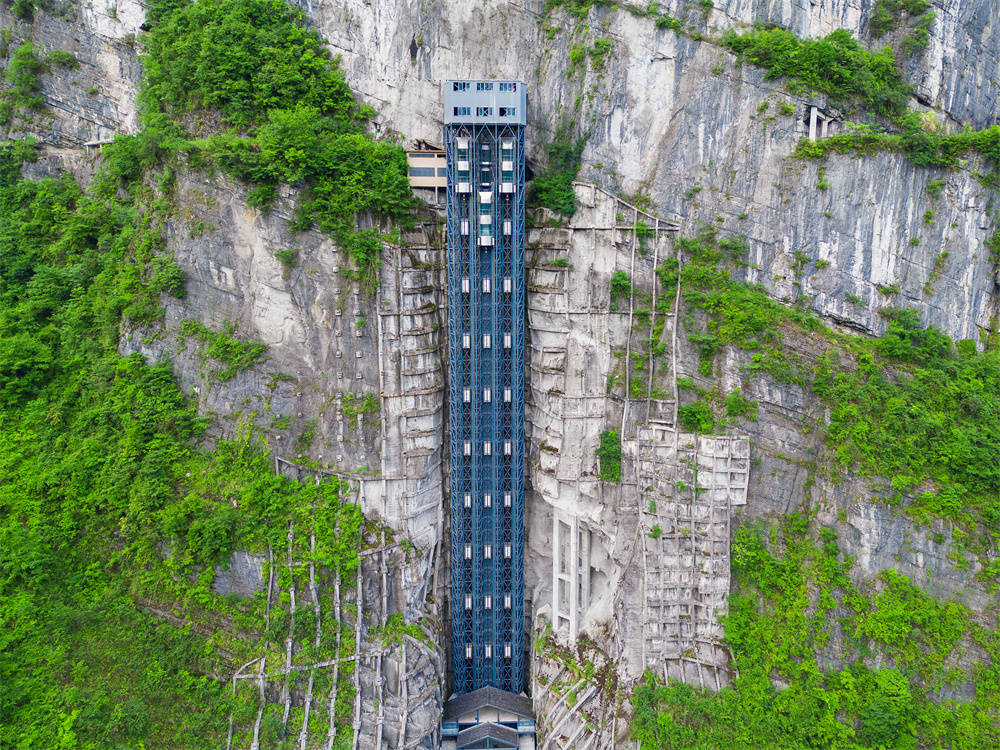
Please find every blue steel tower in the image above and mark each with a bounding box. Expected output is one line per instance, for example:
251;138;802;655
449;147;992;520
444;80;527;698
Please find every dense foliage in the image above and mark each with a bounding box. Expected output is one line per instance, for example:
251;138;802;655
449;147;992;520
722;26;910;118
0;145;364;745
528;126;585;216
795;115;1000;170
632;517;1000;748
0;144;361;748
138;0;415;288
597;428;622;481
1;0;398;744
679;231;1000;553
870;0;935;53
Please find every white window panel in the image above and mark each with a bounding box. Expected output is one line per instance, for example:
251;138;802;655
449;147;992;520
503;333;512;349
483;441;492;456
504;492;512;507
483;388;492;403
465;643;473;659
463;388;471;403
484;493;492;507
464;594;472;610
503;277;512;293
462;333;471;349
504;593;512;609
483;333;491;349
504;544;512;559
484;595;492;610
463;441;472;456
483;277;491;293
463;544;472;560
503;388;512;403
463;493;472;508
484;545;492;559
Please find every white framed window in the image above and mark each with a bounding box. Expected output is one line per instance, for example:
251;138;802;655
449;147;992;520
460;220;470;236
463;441;472;456
504;544;512;559
483;388;492;403
462;333;471;349
479;213;492;225
463;388;471;403
483;333;491;349
482;277;491;293
484;545;492;559
464;594;472;610
503;220;512;235
484;595;492;610
504;440;512;455
503;333;512;349
504;643;512;658
483;441;492;456
484;493;492;507
463;544;472;560
504;492;512;507
463;492;472;508
504;593;512;609
503;277;512;293
484;644;492;658
465;643;473;659
461;276;470;293
503;388;512;403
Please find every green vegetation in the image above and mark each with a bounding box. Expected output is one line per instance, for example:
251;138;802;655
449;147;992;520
0;0;408;744
870;0;928;36
137;0;415;289
610;269;632;305
2;41;46;124
0;139;365;744
342;391;379;423
722;27;910;118
870;0;935;54
544;0;617;20
528;125;585;216
795;115;1000;170
678;400;715;433
597;428;622;481
2;0;38;21
632;517;1000;748
724;24;999;173
725;388;758;420
179;319;268;380
678;230;1000;552
274;247;298;276
46;49;78;68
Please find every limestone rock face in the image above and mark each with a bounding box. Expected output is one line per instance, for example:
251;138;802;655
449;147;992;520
5;0;1000;747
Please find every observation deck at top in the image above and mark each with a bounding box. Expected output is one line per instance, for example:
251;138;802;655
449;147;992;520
444;80;526;125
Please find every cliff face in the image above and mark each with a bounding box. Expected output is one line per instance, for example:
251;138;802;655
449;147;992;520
4;0;999;747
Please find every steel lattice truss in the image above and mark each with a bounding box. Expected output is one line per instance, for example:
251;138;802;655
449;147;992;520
446;121;526;695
